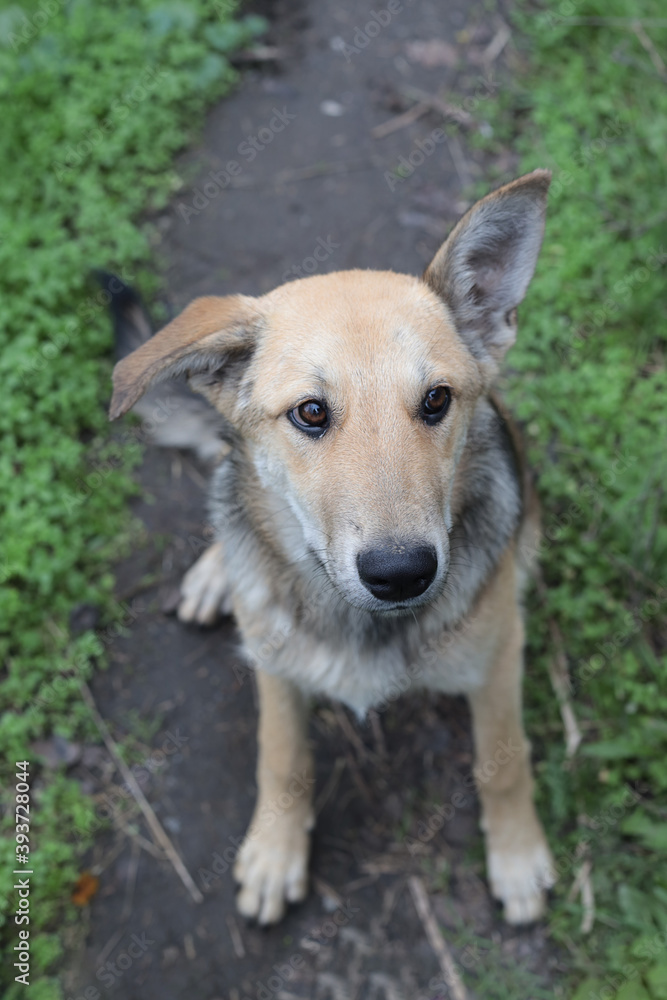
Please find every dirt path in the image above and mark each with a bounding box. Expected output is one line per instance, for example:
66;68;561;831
65;1;563;996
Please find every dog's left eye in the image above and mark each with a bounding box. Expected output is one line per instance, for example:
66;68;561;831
288;399;330;437
420;385;451;425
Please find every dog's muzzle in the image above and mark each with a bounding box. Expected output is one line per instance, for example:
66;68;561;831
356;543;437;603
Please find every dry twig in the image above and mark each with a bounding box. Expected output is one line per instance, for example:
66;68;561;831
80;681;204;903
401;86;473;127
567;856;596;934
371;101;430;139
119;823;167;861
408;876;468;1000
333;703;372;762
231;45;285;63
368;709;387;759
445;132;473;189
315;756;346;815
483;21;512;63
632;20;667;80
120;838;141;923
313;875;345;910
536;577;583;758
226;915;246;959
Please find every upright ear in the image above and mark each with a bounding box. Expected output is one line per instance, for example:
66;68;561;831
109;295;262;420
423;169;550;368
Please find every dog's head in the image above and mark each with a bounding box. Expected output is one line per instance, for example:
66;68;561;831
110;171;549;614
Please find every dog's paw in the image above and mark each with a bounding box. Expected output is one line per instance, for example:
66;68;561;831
486;837;556;925
177;542;232;625
233;816;312;925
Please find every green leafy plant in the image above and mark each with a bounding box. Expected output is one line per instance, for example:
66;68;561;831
470;0;667;993
0;1;265;995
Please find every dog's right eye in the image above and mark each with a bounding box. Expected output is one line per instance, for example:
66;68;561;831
287;400;329;437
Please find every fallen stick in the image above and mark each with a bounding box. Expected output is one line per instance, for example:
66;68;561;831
483;21;512;63
230;45;285;63
371;101;430;139
580;861;596;935
445;132;472;189
567;856;595;934
632;19;667;79
119;823;167;861
400;86;473;128
79;681;204;904
536;576;582;758
333;703;373;763
226;914;246;959
545;617;582;758
408;876;468;1000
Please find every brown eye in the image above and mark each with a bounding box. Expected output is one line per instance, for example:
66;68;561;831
420;385;451;425
288;399;329;436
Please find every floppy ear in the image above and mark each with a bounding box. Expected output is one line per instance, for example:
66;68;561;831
423;169;550;367
109;295;262;420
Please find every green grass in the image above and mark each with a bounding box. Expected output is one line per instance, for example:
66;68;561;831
0;1;265;995
470;1;667;995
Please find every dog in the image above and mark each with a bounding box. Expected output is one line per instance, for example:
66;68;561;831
109;170;556;927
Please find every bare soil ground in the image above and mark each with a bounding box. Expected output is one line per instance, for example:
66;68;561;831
64;1;567;996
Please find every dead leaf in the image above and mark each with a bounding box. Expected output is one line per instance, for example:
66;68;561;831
71;871;100;906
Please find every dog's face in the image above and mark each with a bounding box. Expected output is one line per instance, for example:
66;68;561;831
231;272;481;612
111;171;550;613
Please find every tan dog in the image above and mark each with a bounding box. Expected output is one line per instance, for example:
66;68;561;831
110;170;555;926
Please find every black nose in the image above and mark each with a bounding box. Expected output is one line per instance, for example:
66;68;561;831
357;544;437;602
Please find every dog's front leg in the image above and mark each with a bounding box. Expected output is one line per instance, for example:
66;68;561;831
234;670;314;924
468;611;555;925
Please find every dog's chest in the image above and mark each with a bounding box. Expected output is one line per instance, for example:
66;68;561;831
237;595;490;717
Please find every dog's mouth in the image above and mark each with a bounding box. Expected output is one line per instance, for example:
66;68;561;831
364;581;446;616
333;569;448;617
